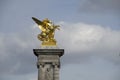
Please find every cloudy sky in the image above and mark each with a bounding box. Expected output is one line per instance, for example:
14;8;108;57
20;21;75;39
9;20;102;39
0;0;120;80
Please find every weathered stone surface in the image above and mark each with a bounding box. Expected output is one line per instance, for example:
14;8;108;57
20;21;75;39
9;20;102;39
38;55;59;63
33;49;64;80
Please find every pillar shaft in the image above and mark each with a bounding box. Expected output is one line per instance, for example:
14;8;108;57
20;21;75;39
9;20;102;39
33;49;64;80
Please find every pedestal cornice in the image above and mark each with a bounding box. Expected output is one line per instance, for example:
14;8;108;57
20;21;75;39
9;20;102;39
33;49;64;57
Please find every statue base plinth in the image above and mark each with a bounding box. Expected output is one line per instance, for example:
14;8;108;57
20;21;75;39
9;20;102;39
41;40;56;46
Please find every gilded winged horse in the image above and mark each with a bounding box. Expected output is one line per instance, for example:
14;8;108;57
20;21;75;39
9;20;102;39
32;17;60;46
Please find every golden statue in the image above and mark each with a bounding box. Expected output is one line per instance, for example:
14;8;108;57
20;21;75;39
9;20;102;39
32;17;60;46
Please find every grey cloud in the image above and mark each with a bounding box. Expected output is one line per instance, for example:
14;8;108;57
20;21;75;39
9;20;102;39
57;22;120;66
60;56;120;80
57;22;120;54
0;27;39;76
79;0;120;13
0;72;37;80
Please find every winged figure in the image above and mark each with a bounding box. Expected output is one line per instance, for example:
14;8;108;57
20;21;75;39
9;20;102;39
32;17;60;46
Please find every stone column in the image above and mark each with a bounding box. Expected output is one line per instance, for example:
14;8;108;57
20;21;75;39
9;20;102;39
33;49;64;80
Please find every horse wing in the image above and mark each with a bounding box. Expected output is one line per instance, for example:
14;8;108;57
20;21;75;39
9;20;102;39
32;17;46;31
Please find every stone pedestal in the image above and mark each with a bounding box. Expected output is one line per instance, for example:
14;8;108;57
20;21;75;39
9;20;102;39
33;49;64;80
